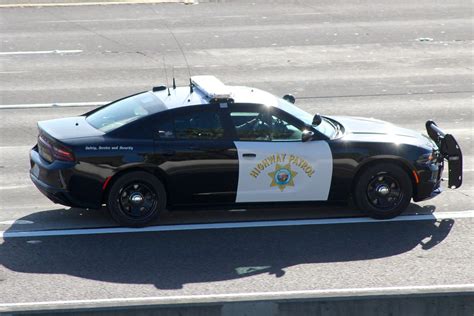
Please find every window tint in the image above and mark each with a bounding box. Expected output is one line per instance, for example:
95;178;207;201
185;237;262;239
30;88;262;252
87;92;166;133
173;111;224;140
230;111;271;141
271;115;303;141
277;98;336;139
230;110;303;141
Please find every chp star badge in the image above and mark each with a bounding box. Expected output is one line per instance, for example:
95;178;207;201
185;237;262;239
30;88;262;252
268;163;298;191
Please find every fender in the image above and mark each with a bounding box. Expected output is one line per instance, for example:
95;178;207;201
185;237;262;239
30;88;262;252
101;163;171;205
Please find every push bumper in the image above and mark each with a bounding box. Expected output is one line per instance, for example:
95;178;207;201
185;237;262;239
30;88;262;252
413;121;462;202
426;120;463;189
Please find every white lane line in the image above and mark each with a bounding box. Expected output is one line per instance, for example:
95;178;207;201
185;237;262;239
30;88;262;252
1;210;473;239
0;220;34;225
1;284;473;311
0;101;108;109
0;50;83;56
0;0;189;8
0;71;30;74
0;185;31;190
38;17;169;23
0;145;32;149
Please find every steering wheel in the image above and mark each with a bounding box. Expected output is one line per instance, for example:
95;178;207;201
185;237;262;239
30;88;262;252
252;113;270;131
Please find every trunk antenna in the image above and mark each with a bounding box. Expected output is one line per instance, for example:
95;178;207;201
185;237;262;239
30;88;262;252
162;56;171;96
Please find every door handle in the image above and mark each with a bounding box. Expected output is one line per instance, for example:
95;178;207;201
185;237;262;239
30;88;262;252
242;153;256;158
162;150;175;156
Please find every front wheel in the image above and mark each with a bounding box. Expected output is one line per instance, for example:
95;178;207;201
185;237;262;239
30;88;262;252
354;163;413;219
107;171;166;227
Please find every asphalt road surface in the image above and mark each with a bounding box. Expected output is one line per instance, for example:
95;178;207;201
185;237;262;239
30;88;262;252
0;0;473;308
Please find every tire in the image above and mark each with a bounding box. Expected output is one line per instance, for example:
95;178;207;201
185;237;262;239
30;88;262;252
354;163;412;219
107;171;166;227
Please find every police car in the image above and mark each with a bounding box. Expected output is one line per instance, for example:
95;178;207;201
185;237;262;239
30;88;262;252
30;76;463;227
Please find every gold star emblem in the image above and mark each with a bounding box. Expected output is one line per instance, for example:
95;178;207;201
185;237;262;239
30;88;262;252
268;163;298;191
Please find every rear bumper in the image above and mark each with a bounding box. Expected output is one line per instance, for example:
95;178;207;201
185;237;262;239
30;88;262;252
29;146;99;208
30;172;75;207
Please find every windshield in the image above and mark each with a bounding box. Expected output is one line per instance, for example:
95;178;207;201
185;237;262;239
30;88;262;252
277;99;337;138
87;92;166;133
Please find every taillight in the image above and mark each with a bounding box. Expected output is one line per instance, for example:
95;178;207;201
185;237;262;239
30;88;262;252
52;145;75;162
38;133;75;162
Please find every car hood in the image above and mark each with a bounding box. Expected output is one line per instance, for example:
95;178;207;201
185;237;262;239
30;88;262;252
328;116;436;148
38;116;104;140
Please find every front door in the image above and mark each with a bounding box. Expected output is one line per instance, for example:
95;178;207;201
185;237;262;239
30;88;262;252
154;106;238;205
228;104;333;203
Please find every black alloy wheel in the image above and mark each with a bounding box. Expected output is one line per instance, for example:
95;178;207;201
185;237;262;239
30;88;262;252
354;163;412;219
366;173;403;211
107;171;166;227
118;182;158;219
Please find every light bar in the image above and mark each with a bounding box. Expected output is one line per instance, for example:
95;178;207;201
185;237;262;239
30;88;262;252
191;75;232;100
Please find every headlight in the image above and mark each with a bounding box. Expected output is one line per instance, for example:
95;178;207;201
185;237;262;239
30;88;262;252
417;151;439;165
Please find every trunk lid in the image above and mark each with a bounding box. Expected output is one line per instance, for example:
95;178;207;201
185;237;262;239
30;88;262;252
37;117;104;163
37;116;104;141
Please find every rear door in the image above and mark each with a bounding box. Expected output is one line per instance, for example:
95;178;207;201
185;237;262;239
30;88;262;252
227;104;333;203
153;105;238;205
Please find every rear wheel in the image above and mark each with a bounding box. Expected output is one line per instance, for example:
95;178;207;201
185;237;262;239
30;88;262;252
354;163;412;219
107;171;166;227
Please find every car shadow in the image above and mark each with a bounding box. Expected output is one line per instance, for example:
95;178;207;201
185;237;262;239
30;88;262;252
1;207;116;231
0;204;454;290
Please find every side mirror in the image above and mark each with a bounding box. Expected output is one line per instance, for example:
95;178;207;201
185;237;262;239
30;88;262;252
302;130;314;142
283;94;296;104
312;113;322;126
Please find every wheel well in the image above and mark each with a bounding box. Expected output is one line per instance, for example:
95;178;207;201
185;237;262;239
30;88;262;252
101;167;169;205
351;158;417;198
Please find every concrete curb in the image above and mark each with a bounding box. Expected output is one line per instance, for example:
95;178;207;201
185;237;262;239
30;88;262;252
1;285;473;315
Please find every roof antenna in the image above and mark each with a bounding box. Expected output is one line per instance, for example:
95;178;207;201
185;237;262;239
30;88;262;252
189;78;193;93
162;56;171;96
163;21;192;79
172;66;176;89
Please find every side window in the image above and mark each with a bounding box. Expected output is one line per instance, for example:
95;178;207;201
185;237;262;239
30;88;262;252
230;111;271;141
172;110;224;140
229;108;303;142
271;114;303;141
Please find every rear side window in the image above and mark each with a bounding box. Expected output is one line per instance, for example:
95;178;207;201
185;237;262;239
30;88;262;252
157;110;225;140
175;111;224;140
87;92;166;133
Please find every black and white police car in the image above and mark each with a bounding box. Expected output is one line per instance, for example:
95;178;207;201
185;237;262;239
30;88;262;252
30;76;463;227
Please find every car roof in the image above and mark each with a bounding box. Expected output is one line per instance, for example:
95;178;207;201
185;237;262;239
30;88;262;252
151;76;279;110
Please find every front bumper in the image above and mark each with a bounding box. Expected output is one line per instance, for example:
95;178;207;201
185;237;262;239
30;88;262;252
413;162;443;202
